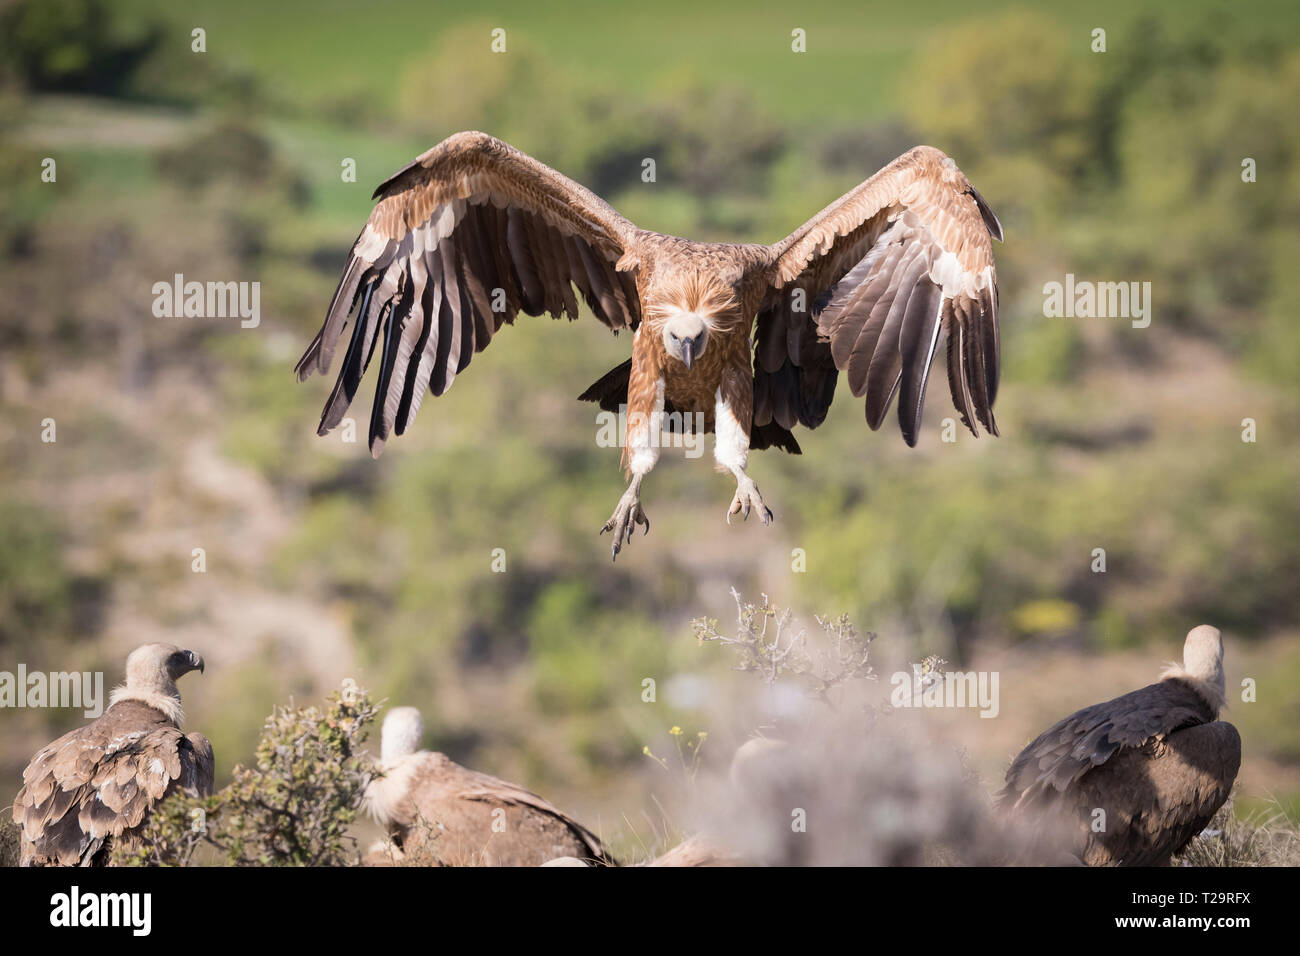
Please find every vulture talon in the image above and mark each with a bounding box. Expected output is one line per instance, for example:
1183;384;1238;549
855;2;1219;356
601;476;648;561
727;476;772;528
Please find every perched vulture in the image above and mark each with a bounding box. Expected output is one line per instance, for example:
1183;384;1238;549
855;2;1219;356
12;644;213;866
297;132;1003;558
1000;626;1241;866
364;706;615;866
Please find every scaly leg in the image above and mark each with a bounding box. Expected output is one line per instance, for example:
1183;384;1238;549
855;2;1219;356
601;369;662;560
727;470;773;525
715;383;774;526
600;472;650;559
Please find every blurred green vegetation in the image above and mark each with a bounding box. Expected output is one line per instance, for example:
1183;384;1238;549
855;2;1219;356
1;0;1298;826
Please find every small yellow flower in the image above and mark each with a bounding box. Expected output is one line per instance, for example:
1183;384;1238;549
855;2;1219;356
697;731;708;739
669;726;682;736
642;745;652;755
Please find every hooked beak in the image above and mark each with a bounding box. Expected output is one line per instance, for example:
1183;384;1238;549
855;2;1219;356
681;339;694;370
188;650;205;675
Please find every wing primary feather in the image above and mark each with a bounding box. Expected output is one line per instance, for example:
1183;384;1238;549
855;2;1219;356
980;285;1001;415
897;279;944;446
863;249;929;428
970;294;999;435
841;236;913;392
429;239;461;396
395;266;435;436
317;278;377;434
368;276;409;455
400;256;445;430
300;244;364;379
944;302;979;436
960;296;994;434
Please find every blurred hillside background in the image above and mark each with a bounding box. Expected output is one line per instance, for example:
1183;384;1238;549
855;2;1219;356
1;0;1298;858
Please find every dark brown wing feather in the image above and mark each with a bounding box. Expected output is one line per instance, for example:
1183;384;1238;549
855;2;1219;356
999;678;1217;811
757;146;1001;447
12;700;214;866
183;732;216;797
296;131;642;457
1073;721;1240;866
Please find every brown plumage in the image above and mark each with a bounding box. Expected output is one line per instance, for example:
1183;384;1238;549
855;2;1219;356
11;644;213;866
297;132;1003;558
999;626;1241;866
364;707;615;866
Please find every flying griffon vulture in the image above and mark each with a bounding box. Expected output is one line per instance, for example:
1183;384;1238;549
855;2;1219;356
364;706;615;866
11;644;213;866
297;132;1003;557
999;625;1241;866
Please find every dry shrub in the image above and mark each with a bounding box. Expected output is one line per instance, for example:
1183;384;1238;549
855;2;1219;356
1176;800;1300;867
113;682;377;866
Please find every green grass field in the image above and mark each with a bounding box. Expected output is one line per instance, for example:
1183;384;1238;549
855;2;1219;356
126;0;1300;122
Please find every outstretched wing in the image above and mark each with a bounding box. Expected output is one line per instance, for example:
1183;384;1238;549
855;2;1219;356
999;678;1216;812
755;146;1002;447
296;131;643;456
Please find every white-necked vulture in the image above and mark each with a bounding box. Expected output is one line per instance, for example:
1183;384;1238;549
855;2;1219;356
364;706;615;866
11;643;213;866
999;625;1241;866
296;132;1003;558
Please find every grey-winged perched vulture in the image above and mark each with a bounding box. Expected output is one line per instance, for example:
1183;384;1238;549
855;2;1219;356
999;625;1241;866
364;706;615;866
11;643;213;866
296;132;1003;558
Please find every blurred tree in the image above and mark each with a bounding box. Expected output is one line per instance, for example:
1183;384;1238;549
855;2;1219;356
0;500;75;651
907;11;1102;220
0;0;162;95
395;24;784;231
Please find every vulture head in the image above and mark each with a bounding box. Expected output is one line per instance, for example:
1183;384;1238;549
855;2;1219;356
652;272;738;371
110;643;205;725
380;705;424;764
1161;625;1226;714
661;310;710;370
